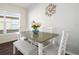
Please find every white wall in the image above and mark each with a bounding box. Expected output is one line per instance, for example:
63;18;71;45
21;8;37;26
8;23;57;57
0;4;28;43
28;3;79;54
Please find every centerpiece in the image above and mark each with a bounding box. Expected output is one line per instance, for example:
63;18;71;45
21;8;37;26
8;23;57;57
32;21;41;34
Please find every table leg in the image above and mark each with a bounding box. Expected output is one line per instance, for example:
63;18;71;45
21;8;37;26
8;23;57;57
38;43;43;55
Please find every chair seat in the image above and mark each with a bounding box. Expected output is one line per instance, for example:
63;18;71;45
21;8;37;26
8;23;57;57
13;40;38;55
44;44;59;55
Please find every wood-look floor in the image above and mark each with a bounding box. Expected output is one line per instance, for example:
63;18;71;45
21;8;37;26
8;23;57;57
0;41;22;55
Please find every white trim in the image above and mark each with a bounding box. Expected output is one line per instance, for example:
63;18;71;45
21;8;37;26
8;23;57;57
18;14;20;33
66;51;76;55
4;16;7;34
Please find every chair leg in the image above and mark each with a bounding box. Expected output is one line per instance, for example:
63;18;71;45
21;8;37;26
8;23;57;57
52;40;55;44
52;38;57;44
50;39;55;44
13;45;16;55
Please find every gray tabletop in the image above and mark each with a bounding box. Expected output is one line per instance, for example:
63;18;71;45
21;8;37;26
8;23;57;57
21;31;58;43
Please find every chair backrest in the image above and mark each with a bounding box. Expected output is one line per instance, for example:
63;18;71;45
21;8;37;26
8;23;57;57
16;32;26;40
57;30;69;55
42;26;53;33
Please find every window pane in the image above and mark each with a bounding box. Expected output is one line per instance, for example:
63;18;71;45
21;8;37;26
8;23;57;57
0;17;4;34
6;17;19;33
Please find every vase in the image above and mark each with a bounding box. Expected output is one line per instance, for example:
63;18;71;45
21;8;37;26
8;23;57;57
32;29;39;34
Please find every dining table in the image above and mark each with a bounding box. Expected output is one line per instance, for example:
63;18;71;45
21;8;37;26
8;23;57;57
20;31;58;55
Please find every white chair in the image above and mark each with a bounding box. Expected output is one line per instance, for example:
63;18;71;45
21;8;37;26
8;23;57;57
13;40;38;55
43;30;69;55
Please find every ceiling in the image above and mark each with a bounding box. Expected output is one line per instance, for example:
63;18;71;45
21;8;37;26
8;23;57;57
12;3;36;9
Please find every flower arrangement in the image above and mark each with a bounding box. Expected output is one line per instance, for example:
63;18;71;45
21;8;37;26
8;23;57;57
32;21;41;29
32;21;41;34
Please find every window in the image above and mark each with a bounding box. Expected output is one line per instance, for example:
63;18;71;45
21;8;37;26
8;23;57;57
0;11;20;34
6;16;19;33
